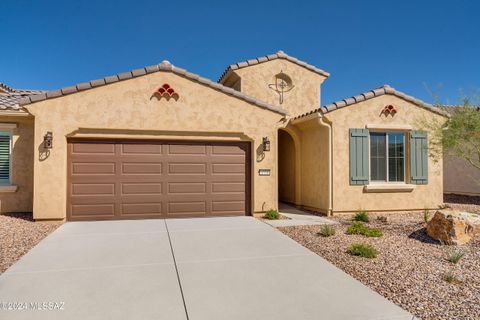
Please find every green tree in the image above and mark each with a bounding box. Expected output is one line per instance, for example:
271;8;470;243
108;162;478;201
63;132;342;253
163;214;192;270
427;98;480;172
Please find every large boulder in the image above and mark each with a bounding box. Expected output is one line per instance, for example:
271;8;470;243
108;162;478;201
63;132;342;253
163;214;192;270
426;209;480;245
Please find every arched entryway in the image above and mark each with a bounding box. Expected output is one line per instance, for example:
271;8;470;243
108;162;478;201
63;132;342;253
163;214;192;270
278;129;297;204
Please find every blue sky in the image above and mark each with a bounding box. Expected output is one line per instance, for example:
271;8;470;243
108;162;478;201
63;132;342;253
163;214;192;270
1;0;478;105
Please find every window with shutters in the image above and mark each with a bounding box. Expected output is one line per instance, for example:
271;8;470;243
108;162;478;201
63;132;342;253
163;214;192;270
369;132;405;183
0;131;12;184
351;127;427;188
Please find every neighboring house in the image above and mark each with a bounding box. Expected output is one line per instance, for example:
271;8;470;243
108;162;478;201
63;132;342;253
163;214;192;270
442;106;480;196
0;51;449;222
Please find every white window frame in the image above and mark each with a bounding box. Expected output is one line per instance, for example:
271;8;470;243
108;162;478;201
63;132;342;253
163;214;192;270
368;130;406;184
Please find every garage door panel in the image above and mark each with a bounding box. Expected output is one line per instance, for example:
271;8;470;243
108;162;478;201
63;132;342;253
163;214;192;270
209;175;245;182
121;203;162;215
67;140;250;221
211;189;245;197
69;195;116;204
167;144;207;155
166;175;213;183
120;194;165;203
212;182;245;193
122;162;163;174
168;163;206;174
115;176;164;183
72;162;116;175
212;145;246;155
209;155;245;161
168;182;206;194
212;201;245;214
121;183;163;195
212;163;245;174
71;143;116;155
121;144;163;154
71;183;115;196
70;204;115;217
168;201;206;215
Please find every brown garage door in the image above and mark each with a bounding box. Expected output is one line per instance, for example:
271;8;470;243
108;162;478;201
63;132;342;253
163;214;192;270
67;139;250;221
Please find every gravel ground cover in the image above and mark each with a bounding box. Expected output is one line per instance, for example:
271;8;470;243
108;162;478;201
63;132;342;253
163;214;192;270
279;207;480;320
0;213;59;274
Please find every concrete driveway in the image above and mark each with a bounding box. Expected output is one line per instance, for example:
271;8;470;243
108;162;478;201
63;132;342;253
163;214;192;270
0;217;413;320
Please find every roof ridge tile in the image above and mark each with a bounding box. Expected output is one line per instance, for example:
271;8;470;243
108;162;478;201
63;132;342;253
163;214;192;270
218;50;330;83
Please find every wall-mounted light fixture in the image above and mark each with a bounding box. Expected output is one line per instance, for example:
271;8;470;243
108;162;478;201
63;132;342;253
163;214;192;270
43;131;53;149
262;137;270;152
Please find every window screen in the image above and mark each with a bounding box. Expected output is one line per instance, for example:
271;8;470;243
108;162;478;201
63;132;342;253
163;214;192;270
388;133;405;182
370;132;386;181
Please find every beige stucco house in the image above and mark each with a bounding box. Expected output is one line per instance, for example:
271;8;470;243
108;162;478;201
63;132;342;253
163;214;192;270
442;106;480;196
0;51;449;222
444;156;480;196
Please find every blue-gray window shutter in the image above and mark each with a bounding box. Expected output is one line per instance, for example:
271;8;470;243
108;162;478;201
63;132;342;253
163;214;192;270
349;128;369;185
0;132;10;183
410;131;428;184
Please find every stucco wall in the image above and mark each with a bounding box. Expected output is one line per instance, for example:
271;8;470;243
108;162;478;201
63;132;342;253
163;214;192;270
0;117;34;213
294;119;330;213
278;129;296;203
232;60;327;117
26;71;284;220
444;155;480;195
326;95;446;213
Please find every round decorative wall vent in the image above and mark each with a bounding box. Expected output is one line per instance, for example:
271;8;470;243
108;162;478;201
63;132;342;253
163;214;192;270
269;71;294;104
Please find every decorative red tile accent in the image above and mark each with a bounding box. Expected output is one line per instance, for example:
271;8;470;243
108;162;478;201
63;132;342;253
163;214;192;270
382;104;397;116
153;83;179;100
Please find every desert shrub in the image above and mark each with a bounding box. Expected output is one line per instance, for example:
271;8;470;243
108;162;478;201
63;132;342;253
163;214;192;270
443;246;466;264
263;209;280;220
347;243;378;258
346;222;383;237
423;209;430;224
317;225;336;237
353;210;369;222
443;269;460;284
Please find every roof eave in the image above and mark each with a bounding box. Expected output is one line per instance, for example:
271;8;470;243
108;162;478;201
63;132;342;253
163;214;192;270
19;61;288;116
218;50;330;83
293;85;450;120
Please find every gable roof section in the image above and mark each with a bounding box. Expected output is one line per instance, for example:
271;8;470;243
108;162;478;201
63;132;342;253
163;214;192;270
218;50;330;84
293;85;450;119
0;82;44;111
19;61;287;115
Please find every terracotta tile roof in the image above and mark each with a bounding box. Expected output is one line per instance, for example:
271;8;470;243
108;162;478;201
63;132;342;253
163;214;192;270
218;50;330;83
19;61;288;116
293;85;450;119
0;82;44;111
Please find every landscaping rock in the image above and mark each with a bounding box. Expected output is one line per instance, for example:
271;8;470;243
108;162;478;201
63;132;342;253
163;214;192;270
279;210;480;320
376;216;389;223
426;210;480;245
0;213;59;274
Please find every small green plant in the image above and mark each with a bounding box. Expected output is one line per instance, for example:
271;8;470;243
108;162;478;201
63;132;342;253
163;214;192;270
317;225;336;237
346;222;383;237
443;246;466;264
423;208;430;224
443;269;460;284
263;209;280;220
353;210;369;222
347;243;378;258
